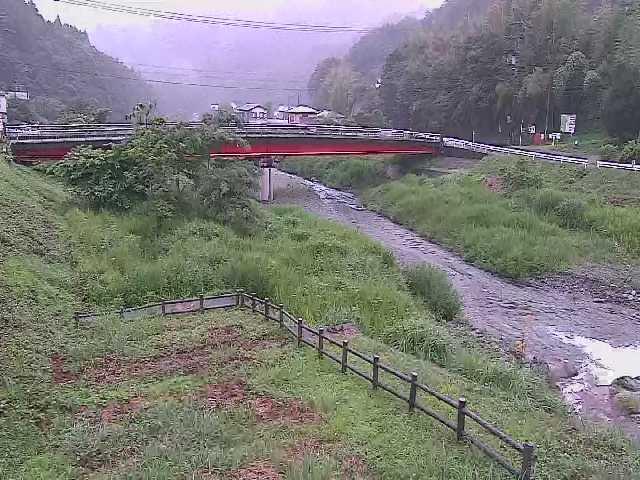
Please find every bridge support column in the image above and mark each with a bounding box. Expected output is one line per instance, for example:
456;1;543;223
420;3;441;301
259;157;279;203
260;167;274;203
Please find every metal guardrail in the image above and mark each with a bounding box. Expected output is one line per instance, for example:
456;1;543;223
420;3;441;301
596;160;640;171
443;137;589;167
76;290;537;479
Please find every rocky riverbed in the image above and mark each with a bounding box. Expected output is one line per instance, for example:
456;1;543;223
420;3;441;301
272;170;640;441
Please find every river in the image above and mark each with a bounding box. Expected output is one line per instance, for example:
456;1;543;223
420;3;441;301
272;169;640;440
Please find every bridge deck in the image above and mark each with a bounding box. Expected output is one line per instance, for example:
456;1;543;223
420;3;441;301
6;123;442;163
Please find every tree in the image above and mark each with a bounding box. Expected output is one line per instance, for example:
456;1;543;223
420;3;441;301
602;64;640;140
48;124;260;231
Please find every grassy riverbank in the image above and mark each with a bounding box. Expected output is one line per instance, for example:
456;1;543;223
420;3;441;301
365;158;640;278
283;154;640;279
2;160;639;478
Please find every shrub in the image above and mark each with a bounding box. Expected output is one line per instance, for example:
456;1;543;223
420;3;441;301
530;189;566;216
554;198;588;229
620;140;640;164
499;159;544;192
403;265;462;322
599;144;620;162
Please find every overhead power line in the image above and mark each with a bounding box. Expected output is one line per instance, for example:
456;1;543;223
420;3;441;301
54;0;372;33
8;58;310;92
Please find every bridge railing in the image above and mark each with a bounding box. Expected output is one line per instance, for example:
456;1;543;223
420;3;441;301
6;123;443;145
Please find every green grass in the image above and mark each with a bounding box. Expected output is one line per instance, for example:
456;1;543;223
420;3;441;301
363;157;640;279
403;265;462;322
535;131;614;157
2;159;640;478
281;155;391;190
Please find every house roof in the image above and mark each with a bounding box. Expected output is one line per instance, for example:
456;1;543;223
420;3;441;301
237;103;266;112
287;105;319;114
317;110;345;118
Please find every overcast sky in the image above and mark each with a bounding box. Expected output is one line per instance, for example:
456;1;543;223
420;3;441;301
33;0;440;32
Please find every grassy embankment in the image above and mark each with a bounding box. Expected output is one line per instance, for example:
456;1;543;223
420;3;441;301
526;131;614;157
2;159;639;478
284;154;640;279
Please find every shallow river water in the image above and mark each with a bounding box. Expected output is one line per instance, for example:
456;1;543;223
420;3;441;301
272;170;640;440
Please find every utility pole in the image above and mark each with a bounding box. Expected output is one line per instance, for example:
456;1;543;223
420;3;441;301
0;92;7;144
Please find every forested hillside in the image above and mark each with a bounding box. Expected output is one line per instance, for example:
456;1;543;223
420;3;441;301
310;0;640;141
0;0;150;123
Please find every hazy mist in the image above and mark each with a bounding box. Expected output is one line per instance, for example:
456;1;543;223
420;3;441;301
33;0;440;118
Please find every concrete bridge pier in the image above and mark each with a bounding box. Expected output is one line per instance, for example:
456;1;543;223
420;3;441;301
259;157;280;203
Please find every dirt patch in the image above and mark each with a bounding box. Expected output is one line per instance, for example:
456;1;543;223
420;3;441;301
83;326;285;385
50;354;78;384
483;175;505;193
100;397;146;424
252;397;321;425
342;455;371;479
228;461;282;480
202;380;247;409
208;325;243;345
326;323;361;340
85;346;214;385
288;438;330;461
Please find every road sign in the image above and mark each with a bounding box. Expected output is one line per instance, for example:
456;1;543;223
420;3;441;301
560;114;576;134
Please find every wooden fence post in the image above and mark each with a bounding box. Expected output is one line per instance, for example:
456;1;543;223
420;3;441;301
409;372;418;412
372;355;379;390
457;398;467;442
251;293;257;313
238;289;245;307
161;301;166;316
278;304;284;327
199;294;205;313
120;307;125;319
236;289;242;307
341;340;349;374
73;312;80;328
264;298;271;319
317;327;324;358
521;443;536;480
297;318;303;347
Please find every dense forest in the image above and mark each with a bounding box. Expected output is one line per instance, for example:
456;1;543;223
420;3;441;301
309;0;640;141
0;0;151;123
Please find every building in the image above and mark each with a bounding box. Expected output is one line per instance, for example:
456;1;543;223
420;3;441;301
274;105;292;120
5;84;29;101
236;103;268;121
316;110;345;120
287;105;319;124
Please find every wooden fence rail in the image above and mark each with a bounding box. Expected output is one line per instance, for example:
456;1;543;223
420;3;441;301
75;290;536;480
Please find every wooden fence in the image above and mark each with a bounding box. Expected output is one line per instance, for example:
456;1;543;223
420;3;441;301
75;290;536;480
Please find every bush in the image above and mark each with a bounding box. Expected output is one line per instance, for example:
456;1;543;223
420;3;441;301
599;144;620;162
554;198;588;229
530;189;566;216
403;265;462;322
499;159;544;192
620;140;640;164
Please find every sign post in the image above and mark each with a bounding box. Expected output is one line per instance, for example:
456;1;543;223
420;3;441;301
560;114;577;135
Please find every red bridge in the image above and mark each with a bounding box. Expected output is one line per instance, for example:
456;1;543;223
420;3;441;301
7;123;442;164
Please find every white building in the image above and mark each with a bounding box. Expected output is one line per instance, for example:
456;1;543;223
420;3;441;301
274;105;291;120
237;103;268;121
5;84;29;101
287;105;319;124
